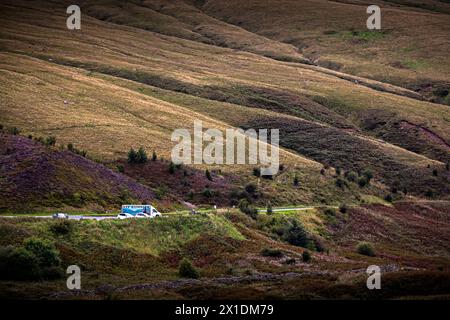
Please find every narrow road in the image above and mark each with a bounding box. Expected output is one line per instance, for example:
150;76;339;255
0;206;337;220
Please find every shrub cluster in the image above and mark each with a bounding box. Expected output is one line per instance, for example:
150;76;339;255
261;248;283;258
0;238;63;281
178;258;199;279
238;199;258;219
357;241;376;257
128;147;148;164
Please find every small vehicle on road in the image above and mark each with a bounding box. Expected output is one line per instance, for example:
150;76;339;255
116;213;134;220
52;213;69;219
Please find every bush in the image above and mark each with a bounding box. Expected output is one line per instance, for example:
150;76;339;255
127;148;138;163
267;201;273;215
346;171;358;182
202;188;214;198
252;167;260;177
324;208;336;216
44;136;56;146
261;248;283;258
384;194;393;203
293;174;299;186
8;127;20;135
205;169;212;181
339;203;348;213
168;161;176;174
152;150;157;161
283;220;309;248
362;169;374;182
116;164;124;173
50;220;73;235
0;246;40;280
245;183;257;194
432;169;438;176
357;242;376;257
136;147;148;163
238;199;258;219
336;167;341;175
24;238;61;267
302;250;311;262
178;258;199;279
335;178;345;188
358;177;368;187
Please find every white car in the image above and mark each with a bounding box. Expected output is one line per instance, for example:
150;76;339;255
52;213;69;219
117;213;133;220
135;213;150;219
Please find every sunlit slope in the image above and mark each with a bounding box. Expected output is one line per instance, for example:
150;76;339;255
79;0;308;63
202;0;450;103
1;0;448;163
1;53;372;206
0;0;448;200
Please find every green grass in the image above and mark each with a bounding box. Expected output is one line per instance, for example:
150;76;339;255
402;59;430;70
341;30;387;42
13;214;244;256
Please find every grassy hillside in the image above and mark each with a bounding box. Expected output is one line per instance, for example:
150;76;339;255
0;132;154;213
1;0;448;165
202;0;450;104
0;205;449;299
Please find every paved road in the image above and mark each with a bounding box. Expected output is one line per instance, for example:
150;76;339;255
0;206;337;220
0;215;116;221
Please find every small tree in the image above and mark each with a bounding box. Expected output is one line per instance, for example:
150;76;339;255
252;167;261;177
44;136;56;146
152;150;157;161
335;178;345;188
168;161;176;174
432;169;438;176
357;242;376;257
358;177;368;188
127;148;138;163
302;250;311;263
336;167;341;176
178;258;199;279
339;203;347;213
384;194;393;202
446;162;449;171
137;147;148;163
362;169;374;182
293;174;299;186
245;183;257;194
267;201;273;215
206;169;212;181
283;220;309;248
202;187;213;198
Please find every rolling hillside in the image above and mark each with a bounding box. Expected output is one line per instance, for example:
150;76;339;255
0;0;449;301
0;132;154;213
